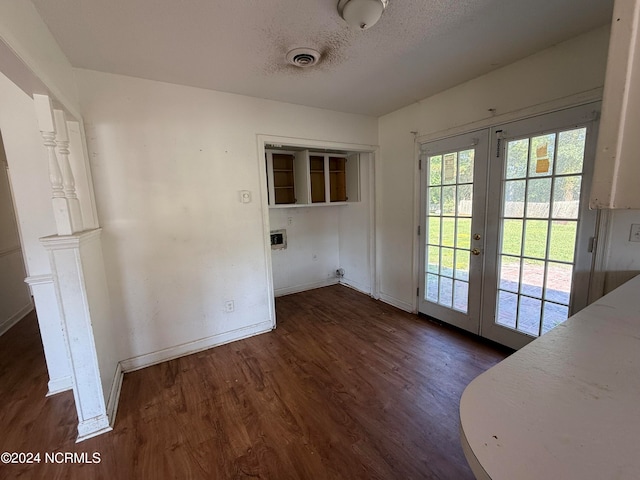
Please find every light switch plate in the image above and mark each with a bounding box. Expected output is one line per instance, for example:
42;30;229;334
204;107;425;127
630;224;640;242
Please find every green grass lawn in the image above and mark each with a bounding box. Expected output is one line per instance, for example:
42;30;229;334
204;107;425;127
502;219;576;263
427;217;577;271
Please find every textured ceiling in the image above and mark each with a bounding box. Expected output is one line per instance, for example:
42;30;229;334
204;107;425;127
32;0;613;116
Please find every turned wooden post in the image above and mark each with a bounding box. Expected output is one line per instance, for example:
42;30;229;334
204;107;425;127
34;94;74;235
54;109;84;233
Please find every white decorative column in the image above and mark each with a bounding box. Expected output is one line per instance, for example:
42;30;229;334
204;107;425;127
33;94;118;442
53;109;84;233
33;94;75;236
41;230;114;441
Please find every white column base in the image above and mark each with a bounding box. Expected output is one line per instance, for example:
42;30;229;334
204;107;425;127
77;415;112;443
42;229;116;442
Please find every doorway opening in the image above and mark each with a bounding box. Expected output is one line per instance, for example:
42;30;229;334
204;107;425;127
257;136;377;327
0;130;33;337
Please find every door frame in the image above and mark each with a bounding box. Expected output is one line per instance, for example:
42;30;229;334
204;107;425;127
257;134;379;329
411;90;605;314
412;98;605;347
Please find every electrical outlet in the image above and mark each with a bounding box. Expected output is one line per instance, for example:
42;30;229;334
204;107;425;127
288;216;293;225
224;300;234;312
630;224;640;243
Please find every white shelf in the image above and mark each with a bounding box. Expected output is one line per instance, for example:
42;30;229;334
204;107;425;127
269;202;349;209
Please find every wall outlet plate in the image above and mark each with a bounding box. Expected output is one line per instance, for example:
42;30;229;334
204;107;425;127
630;224;640;242
239;190;251;203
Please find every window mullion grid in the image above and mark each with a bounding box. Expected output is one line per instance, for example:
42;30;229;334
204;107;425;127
538;133;561;336
437;157;444;306
515;139;533;332
453;166;460;299
437;219;443;306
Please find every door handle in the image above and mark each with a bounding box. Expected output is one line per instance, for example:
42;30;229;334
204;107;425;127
471;248;481;256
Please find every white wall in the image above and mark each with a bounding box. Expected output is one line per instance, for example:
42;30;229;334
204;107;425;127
75;69;377;364
339;153;373;294
0;135;32;335
377;26;611;310
270;207;341;296
603;210;640;292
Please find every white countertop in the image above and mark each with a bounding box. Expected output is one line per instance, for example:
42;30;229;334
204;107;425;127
460;274;640;480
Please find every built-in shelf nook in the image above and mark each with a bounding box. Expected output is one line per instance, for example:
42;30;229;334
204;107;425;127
266;147;360;208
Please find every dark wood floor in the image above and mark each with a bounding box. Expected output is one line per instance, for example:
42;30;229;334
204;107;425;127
0;286;508;479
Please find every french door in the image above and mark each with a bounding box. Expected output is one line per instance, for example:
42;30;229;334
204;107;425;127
419;103;600;349
418;131;489;333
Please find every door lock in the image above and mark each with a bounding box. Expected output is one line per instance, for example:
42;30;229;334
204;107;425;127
471;248;481;256
473;233;481;240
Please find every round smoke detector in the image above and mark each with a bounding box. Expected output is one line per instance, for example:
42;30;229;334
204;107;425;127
286;48;321;68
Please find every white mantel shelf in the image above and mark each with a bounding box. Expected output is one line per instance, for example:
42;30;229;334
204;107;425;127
460;274;640;480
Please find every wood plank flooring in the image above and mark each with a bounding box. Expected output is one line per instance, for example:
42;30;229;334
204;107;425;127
0;286;509;479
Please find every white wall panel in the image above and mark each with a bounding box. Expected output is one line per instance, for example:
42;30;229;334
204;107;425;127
76;69;377;361
270;207;341;296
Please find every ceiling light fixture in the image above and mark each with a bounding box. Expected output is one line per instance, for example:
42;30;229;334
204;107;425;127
338;0;388;30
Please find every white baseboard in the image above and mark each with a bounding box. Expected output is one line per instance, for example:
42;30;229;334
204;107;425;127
340;278;371;295
76;414;112;443
274;278;339;297
378;292;415;313
46;375;73;396
0;302;34;337
106;363;124;428
120;320;274;373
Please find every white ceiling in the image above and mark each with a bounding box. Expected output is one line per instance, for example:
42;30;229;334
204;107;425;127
32;0;613;117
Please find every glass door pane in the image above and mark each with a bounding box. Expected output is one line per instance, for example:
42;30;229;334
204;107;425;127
495;128;586;336
425;150;474;313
